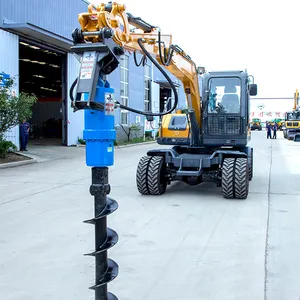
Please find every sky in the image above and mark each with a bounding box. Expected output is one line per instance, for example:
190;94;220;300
90;0;299;98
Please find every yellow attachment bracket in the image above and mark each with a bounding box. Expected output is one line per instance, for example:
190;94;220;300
78;2;132;46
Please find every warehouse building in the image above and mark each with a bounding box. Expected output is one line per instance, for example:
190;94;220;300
0;0;187;149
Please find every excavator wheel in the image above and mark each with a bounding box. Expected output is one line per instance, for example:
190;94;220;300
221;158;235;199
222;157;249;199
136;156;167;195
136;156;152;195
234;158;249;199
294;134;300;142
148;156;167;195
249;149;253;181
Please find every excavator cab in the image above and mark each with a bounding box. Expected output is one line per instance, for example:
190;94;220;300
201;71;256;147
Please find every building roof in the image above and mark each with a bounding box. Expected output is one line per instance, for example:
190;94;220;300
2;22;73;52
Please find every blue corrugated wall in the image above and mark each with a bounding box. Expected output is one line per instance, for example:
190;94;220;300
0;0;87;40
128;55;145;125
0;0;191;143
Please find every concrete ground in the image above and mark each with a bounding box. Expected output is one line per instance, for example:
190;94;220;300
0;131;299;300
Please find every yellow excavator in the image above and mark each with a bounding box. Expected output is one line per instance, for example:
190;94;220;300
271;119;284;130
70;1;258;199
250;118;262;131
283;89;300;140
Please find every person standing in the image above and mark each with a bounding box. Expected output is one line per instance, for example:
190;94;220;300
266;122;272;139
20;119;30;151
272;122;278;139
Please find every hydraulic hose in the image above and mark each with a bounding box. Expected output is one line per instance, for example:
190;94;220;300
133;51;147;67
116;38;178;117
69;39;178;117
69;77;78;102
158;30;174;66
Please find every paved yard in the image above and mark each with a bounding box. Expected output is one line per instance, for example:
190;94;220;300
0;132;300;300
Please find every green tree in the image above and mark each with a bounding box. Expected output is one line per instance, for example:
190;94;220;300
119;123;141;142
0;75;37;138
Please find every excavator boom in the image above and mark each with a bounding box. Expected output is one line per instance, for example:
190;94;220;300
74;2;201;125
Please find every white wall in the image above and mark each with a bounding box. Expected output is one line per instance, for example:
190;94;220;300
0;29;20;149
250;98;294;121
67;53;84;146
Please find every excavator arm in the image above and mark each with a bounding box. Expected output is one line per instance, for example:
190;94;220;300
72;2;202;127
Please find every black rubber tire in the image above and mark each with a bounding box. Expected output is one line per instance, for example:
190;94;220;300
136;156;152;195
249;149;253;181
221;158;235;199
234;158;249;199
147;156;167;195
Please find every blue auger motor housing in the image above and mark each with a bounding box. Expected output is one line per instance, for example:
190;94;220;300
83;77;115;167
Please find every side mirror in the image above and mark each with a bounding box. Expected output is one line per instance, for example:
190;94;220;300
146;115;154;122
249;83;257;96
197;66;206;75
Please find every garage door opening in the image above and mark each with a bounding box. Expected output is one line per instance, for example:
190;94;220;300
19;40;67;146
